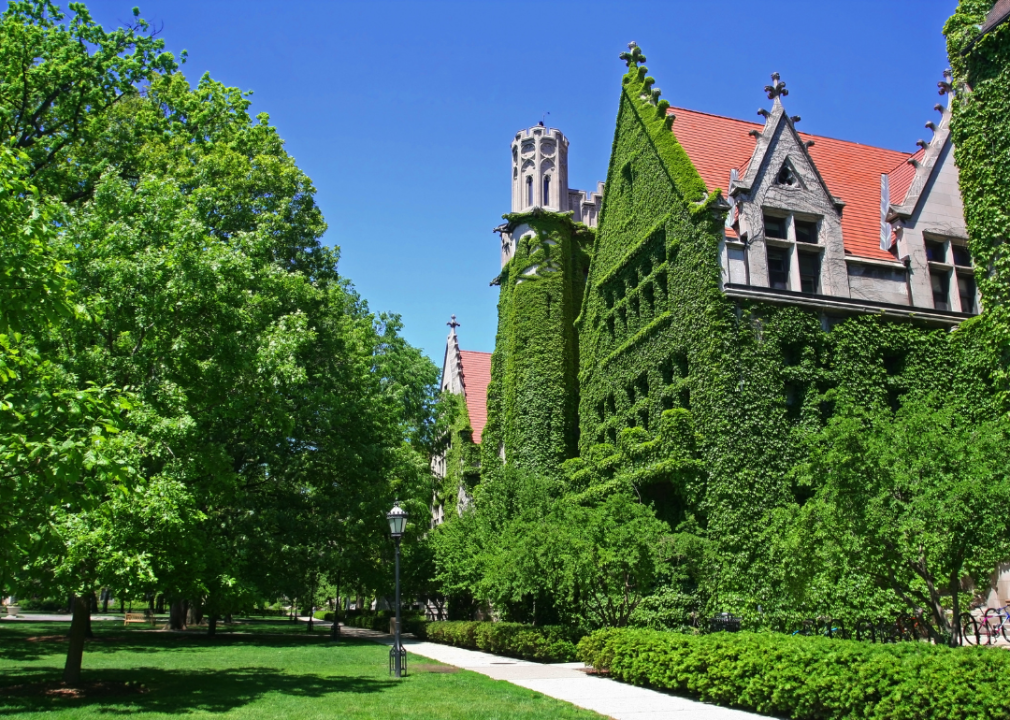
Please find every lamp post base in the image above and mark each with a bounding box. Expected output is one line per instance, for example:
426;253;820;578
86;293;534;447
389;643;407;677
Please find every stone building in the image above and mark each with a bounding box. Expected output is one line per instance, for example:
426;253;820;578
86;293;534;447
435;45;1005;614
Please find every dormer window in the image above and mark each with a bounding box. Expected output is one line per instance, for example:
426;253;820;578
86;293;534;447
764;214;788;240
543;175;551;206
775;162;799;187
526;176;533;207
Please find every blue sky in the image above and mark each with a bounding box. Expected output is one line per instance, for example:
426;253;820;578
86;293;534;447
81;0;958;365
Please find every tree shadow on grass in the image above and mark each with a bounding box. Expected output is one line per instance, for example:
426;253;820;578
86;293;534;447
0;665;395;715
0;627;369;663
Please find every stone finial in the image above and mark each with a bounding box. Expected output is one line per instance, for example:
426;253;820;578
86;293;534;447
916;139;929;149
934;103;944;113
620;42;647;68
925;121;937;131
938;69;953;96
790;115;801;123
764;72;789;100
757;108;770;118
447;315;461;330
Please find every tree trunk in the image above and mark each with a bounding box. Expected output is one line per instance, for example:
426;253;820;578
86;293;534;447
101;589;109;614
207;614;217;637
951;578;962;647
156;594;164;614
169;599;187;630
63;594;90;685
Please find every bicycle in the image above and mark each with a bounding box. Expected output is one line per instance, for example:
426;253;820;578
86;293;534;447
980;605;1010;645
960;612;982;646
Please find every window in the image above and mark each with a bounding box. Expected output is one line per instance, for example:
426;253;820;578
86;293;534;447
776;163;798;186
542;175;551;206
526;176;533;207
958;274;977;313
931;270;950;310
925;239;946;263
767;246;790;290
798;252;821;294
795;219;818;244
847;264;906;282
952;244;972;267
764;214;788;240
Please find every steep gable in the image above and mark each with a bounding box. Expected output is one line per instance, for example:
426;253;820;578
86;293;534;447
671;107;913;261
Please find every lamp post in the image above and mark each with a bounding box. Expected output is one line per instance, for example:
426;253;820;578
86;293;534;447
387;500;408;678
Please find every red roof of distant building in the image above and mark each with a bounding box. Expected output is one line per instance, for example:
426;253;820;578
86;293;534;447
670;107;915;261
458;350;492;444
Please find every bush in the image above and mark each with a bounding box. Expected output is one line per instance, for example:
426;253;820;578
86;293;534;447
427;621;580;663
339;611;427;638
577;628;1010;720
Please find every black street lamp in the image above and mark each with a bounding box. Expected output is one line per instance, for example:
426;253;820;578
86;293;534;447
387;500;408;678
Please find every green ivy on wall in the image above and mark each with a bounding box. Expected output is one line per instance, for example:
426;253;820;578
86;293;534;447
480;209;593;481
569;44;995;618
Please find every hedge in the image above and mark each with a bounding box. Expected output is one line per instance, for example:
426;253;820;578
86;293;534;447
326;611;427;639
577;628;1010;720
426;621;580;663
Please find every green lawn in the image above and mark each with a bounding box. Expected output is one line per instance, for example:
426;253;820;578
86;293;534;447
0;621;602;719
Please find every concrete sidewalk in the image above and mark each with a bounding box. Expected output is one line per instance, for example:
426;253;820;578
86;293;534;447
343;625;769;720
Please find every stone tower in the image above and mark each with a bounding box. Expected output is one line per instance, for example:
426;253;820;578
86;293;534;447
481;125;603;479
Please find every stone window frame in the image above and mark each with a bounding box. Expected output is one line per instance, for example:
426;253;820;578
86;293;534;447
922;233;976;313
761;209;825;294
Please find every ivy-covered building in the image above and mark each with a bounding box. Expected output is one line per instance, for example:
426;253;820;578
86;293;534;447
436;42;1001;614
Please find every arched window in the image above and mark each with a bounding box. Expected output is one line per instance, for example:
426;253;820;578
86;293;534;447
543;175;551;206
526;176;533;207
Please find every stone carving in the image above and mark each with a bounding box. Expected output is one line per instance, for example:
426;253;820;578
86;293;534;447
764;72;789;100
619;41;646;68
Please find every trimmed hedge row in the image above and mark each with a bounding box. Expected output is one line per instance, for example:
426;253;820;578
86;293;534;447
320;611;428;638
578;628;1010;720
426;621;580;663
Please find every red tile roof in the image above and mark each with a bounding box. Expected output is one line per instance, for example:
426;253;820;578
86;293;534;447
670;107;915;261
458;350;492;444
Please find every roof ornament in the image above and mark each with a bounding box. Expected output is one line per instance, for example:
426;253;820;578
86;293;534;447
916;139;929;149
790;115;801;124
447;315;461;330
925;121;937;131
620;41;646;68
934;103;945;113
764;72;789;100
757;108;770;118
937;69;954;96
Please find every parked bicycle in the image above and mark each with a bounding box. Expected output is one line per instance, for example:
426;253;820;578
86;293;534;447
980;605;1010;645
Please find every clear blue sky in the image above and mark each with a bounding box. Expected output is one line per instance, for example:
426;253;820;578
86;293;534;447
81;0;958;365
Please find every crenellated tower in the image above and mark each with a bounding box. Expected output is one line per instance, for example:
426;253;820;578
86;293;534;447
481;124;603;479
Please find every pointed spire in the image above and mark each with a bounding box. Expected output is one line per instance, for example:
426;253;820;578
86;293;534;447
447;314;461;331
764;72;789;100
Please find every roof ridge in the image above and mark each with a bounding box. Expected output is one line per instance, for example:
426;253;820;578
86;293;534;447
671;106;915;158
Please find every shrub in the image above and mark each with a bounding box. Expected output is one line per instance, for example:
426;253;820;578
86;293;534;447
427;621;580;663
339;611;427;638
577;628;1010;720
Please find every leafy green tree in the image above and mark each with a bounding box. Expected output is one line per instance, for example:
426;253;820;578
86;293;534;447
793;399;1010;644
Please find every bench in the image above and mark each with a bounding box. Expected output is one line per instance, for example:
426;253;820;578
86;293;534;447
124;610;155;625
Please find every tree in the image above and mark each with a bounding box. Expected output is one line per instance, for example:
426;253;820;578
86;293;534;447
794;399;1010;645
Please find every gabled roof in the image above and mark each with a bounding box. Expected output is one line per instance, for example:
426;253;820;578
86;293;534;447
670;106;915;261
458;351;491;444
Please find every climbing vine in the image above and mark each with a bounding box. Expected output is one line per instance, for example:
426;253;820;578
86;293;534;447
480;209;593;481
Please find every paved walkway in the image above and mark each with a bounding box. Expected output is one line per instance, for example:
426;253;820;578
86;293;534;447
338;625;769;720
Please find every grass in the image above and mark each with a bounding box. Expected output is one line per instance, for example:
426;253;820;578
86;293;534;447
0;620;603;719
